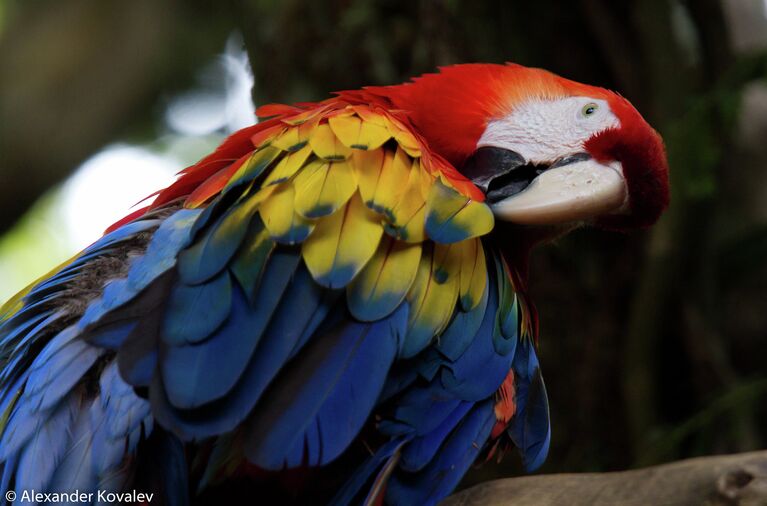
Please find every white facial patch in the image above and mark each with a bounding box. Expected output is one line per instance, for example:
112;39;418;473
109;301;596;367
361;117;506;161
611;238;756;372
477;97;620;163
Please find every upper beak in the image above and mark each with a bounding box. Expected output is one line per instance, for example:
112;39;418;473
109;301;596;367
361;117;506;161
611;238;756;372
463;147;627;225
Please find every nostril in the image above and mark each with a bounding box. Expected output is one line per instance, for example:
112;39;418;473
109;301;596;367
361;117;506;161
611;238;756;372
549;152;591;169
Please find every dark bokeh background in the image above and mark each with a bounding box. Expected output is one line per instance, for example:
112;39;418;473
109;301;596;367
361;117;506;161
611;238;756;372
1;0;766;487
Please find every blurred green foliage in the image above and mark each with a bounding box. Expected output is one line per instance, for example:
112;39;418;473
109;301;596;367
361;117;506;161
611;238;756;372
0;194;72;302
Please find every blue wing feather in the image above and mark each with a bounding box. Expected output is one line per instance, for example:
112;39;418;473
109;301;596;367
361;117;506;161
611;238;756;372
160;250;300;410
14;394;78;492
386;400;496;506
176;201;256;285
507;340;551;471
0;169;552;506
151;264;338;440
161;269;234;346
398;400;474;472
245;302;408;469
47;405;97;497
438;255;517;401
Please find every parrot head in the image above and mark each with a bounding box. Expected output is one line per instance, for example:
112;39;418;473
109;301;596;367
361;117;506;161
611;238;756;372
377;63;670;229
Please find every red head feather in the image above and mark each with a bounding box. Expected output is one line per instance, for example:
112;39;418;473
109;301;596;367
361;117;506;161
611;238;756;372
584;95;670;228
368;63;670;228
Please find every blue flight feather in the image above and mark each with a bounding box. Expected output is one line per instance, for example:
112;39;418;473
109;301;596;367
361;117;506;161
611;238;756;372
507;339;551;471
399;400;474;472
91;363;152;482
0;311;59;385
0;454;17;506
0;297;58;330
14;394;78;492
47;405;97;497
296;303;404;465
329;438;406;506
386;400;495;506
378;361;420;404
19;218;158;307
99;363;152;441
23;331;103;412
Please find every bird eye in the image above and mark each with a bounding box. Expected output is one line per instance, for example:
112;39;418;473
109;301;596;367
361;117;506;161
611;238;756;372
581;103;599;117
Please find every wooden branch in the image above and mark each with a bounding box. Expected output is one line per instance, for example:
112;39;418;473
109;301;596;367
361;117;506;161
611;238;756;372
443;451;767;506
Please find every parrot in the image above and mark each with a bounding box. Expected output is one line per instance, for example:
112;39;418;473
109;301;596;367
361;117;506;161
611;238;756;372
0;63;669;506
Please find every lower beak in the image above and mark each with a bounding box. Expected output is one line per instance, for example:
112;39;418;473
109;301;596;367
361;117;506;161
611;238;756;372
491;157;627;225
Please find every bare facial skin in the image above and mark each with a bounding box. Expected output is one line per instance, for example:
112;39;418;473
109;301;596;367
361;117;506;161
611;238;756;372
477;97;628;224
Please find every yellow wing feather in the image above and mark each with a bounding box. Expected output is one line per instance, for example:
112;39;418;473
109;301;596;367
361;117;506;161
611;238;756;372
195;103;495;352
293;159;357;218
302;193;383;289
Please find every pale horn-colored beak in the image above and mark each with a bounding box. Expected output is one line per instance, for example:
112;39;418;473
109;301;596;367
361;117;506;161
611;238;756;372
491;158;628;225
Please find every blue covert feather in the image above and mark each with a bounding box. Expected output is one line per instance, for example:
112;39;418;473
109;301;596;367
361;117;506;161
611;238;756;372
438;259;517;401
161;270;233;345
86;321;138;349
0;116;558;506
229;223;275;304
160;250;300;409
151;263;336;439
125;209;201;293
77;210;200;333
245;303;408;469
177;200;256;285
436;281;489;361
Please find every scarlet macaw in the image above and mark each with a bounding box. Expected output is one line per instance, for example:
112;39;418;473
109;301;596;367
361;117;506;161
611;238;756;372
0;63;669;505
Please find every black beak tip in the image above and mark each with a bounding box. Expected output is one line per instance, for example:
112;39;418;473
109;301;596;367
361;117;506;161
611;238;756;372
461;147;526;193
